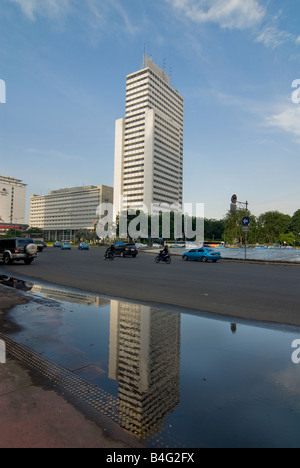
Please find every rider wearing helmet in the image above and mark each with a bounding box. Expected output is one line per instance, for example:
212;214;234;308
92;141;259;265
160;244;169;258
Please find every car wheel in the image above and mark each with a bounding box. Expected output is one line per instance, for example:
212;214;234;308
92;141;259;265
3;253;12;265
202;256;208;262
183;255;188;261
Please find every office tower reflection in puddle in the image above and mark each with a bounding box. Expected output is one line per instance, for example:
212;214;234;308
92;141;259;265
3;275;300;448
109;301;180;439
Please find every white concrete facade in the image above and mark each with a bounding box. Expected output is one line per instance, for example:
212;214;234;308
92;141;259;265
30;184;113;240
114;55;184;216
0;175;26;225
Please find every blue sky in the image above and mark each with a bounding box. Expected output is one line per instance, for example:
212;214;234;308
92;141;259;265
0;0;300;221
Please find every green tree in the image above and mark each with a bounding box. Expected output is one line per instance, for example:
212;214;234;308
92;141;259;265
278;232;295;246
257;211;292;244
291;210;300;234
204;218;225;240
290;210;300;246
27;227;43;235
76;229;92;242
224;209;256;244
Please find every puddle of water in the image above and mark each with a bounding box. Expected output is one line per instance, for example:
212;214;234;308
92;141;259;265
2;275;300;448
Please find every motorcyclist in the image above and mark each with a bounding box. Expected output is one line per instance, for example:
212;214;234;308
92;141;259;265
106;243;115;257
160;244;169;258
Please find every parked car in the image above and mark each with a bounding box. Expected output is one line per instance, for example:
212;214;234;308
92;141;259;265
78;242;89;250
0;238;38;265
61;242;71;250
53;241;61;248
182;247;221;262
113;243;138;258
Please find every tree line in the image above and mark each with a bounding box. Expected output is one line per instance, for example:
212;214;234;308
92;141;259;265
2;209;299;246
114;209;300;246
218;209;300;246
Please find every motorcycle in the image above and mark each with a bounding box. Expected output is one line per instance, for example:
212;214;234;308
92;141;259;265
104;248;115;261
155;252;171;264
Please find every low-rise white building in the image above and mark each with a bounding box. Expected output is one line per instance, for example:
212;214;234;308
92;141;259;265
30;185;113;241
0;175;27;227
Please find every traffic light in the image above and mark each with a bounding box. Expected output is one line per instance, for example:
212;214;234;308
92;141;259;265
230;194;237;213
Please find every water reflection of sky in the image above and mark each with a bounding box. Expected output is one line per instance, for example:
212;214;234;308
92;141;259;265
3;277;300;448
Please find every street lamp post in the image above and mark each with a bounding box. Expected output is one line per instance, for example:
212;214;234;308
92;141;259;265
243;201;249;261
237;200;249;260
230;195;249;260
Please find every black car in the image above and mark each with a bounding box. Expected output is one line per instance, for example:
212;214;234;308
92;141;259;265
0;238;38;265
34;240;47;252
113;243;138;258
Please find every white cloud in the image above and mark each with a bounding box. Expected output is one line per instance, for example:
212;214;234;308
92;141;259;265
9;0;71;21
296;35;300;45
266;106;300;139
10;0;140;38
256;26;293;49
86;0;140;36
165;0;265;30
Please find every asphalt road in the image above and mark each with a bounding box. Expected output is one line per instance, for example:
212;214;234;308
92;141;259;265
0;247;299;327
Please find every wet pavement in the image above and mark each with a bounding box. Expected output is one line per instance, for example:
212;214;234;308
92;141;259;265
2;276;300;448
0;358;138;448
0;284;141;448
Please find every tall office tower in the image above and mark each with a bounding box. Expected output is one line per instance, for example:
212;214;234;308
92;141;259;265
114;55;184;217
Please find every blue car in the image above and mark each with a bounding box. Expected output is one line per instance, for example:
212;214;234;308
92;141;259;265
182;247;221;262
78;242;89;250
53;241;61;248
61;242;71;250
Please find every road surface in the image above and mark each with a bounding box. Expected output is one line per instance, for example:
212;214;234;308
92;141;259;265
0;247;299;327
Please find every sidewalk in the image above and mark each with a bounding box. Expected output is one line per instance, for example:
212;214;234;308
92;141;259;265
0;286;140;448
